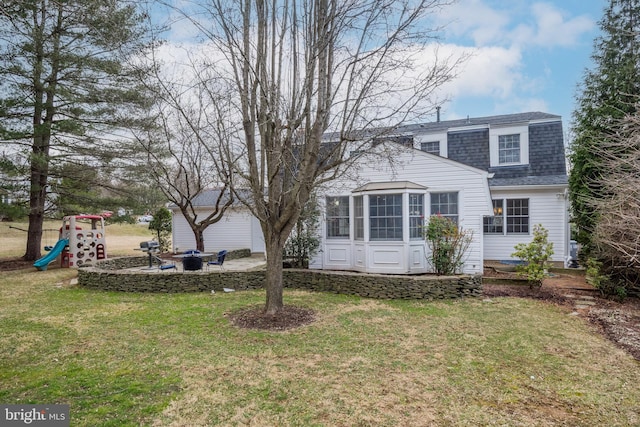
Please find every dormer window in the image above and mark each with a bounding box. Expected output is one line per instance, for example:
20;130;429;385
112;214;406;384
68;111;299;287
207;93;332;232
489;124;529;167
415;132;448;157
420;141;440;155
498;134;520;164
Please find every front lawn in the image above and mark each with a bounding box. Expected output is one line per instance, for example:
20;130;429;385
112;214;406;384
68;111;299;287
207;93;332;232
1;268;639;426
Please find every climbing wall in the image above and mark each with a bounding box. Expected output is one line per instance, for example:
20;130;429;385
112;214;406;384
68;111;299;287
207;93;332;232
59;215;107;268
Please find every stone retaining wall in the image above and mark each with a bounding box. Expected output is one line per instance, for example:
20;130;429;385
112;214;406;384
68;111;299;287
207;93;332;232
78;255;482;300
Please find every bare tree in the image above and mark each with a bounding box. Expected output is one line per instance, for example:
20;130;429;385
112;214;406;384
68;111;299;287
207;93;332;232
590;108;640;292
132;60;239;251
168;0;460;314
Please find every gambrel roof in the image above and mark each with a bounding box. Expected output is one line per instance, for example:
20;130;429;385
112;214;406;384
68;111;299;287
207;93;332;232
397;112;567;188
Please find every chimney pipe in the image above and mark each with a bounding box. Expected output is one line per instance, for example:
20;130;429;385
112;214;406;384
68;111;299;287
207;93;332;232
436;106;441;123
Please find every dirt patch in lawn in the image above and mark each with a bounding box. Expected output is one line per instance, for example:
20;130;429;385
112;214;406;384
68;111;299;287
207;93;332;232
483;267;640;361
0;257;36;272
226;305;317;331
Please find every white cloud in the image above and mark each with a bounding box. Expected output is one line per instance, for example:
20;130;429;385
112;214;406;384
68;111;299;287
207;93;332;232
438;1;594;49
524;3;594;47
438;0;510;46
439;44;523;99
430;1;595;120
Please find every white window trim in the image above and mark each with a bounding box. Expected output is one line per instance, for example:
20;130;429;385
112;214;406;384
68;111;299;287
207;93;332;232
326;195;350;239
428;190;460;223
489;125;529;167
483;197;530;235
415;132;448;157
350;188;429;243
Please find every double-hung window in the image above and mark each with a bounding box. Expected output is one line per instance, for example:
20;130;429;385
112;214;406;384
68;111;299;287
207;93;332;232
354;196;364;240
430;192;458;223
409;194;424;239
498;134;520;164
483;200;504;233
483;198;529;234
369;194;403;241
326;196;350;238
506;198;529;233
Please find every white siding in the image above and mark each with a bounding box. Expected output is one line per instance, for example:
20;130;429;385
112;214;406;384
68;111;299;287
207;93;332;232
483;188;568;262
316;144;493;275
171;208;265;253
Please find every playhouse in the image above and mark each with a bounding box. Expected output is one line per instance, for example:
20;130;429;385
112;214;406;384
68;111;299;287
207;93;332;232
34;215;107;270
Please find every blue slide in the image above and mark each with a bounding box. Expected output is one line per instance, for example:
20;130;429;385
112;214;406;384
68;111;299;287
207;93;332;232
33;239;69;271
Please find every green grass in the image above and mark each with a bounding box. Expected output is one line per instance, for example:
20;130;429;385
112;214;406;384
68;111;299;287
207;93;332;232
1;269;639;426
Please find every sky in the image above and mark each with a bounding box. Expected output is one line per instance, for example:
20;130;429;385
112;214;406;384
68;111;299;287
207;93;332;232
160;0;607;135
431;0;605;130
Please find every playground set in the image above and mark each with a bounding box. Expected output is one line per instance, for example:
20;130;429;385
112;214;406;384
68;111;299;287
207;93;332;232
34;215;107;271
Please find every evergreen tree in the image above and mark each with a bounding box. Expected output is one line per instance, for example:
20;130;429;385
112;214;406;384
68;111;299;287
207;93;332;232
569;0;640;253
0;0;153;260
149;207;172;254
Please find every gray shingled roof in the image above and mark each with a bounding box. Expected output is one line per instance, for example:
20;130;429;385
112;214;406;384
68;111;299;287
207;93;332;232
189;189;229;206
397;111;561;133
323;112;561;140
489;175;568;187
169;189;251;208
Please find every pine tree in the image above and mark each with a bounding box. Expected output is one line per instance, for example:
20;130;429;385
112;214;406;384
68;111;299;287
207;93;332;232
0;0;153;260
569;0;640;253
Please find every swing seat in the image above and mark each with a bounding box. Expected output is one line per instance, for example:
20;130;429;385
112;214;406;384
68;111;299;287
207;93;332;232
44;246;53;252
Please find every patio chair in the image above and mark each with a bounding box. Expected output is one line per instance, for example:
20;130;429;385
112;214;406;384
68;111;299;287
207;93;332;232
159;263;177;271
207;250;227;271
153;254;176;271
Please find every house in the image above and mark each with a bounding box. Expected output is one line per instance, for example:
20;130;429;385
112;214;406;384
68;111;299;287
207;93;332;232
171;112;568;275
169;190;265;254
311;112;569;275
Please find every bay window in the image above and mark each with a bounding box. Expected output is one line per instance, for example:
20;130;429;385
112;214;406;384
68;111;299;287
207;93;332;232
369;194;403;241
354;196;364;240
326;196;350;238
409;193;424;239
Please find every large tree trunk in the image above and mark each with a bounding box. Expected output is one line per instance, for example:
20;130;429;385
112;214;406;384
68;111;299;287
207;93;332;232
24;2;60;261
24;171;46;261
264;231;286;315
195;229;205;252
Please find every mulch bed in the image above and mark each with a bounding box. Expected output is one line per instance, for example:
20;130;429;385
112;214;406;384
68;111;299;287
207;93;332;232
0;257;36;271
226;305;316;331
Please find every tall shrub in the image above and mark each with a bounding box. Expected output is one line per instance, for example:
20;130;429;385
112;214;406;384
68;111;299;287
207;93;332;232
424;215;473;275
511;224;554;288
149;208;172;253
283;195;320;268
569;0;640;256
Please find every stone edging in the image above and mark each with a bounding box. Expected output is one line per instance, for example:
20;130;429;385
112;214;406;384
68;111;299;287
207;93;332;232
78;254;482;300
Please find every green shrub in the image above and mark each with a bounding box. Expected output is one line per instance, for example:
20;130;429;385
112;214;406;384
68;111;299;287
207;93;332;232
0;202;27;221
283;194;320;268
511;224;554;288
424;215;473;275
149;208;172;253
586;258;628;301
